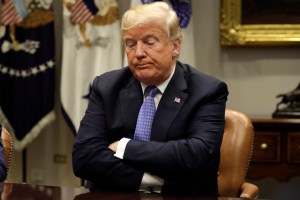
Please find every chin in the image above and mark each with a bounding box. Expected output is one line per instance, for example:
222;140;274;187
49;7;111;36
134;71;163;85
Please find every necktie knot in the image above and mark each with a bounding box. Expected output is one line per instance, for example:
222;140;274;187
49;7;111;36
145;86;159;98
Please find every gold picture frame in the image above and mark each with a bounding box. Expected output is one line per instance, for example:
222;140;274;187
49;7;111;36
220;0;300;46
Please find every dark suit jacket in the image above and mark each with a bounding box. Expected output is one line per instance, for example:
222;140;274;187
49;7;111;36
0;125;7;182
72;61;228;196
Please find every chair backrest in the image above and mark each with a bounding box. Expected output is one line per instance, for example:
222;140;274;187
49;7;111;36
1;127;13;178
218;109;254;197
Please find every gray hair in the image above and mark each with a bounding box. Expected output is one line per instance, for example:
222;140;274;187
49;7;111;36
121;2;183;43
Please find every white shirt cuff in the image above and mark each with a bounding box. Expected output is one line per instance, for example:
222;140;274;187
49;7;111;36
141;172;164;186
114;138;130;159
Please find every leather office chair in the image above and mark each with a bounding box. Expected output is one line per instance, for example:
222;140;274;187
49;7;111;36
218;109;259;199
1;127;13;179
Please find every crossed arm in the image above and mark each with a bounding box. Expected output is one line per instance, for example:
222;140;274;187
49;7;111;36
72;79;228;191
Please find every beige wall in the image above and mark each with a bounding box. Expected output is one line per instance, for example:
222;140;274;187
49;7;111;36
6;0;300;198
193;1;300;117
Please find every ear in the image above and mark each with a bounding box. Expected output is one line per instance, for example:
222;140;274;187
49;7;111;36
172;38;181;58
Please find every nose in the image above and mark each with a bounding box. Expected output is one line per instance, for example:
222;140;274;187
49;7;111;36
135;41;146;59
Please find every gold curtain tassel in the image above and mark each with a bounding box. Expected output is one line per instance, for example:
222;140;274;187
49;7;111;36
79;24;91;48
9;25;20;51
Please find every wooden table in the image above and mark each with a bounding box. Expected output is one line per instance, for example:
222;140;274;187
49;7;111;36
0;182;255;200
247;117;300;181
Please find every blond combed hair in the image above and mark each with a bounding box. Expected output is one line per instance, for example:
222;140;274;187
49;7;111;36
121;2;183;43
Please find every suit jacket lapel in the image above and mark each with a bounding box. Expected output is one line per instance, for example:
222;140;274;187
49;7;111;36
120;77;142;138
151;63;188;141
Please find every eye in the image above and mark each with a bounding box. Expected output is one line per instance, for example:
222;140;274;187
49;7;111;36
125;40;136;49
145;37;157;46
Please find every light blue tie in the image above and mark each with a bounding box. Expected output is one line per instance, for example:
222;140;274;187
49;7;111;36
134;86;159;141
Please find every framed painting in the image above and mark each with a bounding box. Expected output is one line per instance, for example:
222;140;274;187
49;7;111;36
220;0;300;46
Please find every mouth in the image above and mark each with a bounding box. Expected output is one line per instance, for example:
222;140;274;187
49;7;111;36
135;63;150;68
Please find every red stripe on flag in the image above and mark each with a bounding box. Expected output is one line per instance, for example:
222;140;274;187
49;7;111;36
71;0;94;24
0;0;22;25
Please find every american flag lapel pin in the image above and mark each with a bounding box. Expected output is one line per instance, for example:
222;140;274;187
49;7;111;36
174;97;181;104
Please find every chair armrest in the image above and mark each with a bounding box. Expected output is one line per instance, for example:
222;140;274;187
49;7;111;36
240;182;259;199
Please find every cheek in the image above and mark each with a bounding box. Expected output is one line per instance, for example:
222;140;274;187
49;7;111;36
126;51;134;62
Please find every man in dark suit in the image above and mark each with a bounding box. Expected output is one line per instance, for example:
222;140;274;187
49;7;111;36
72;2;228;196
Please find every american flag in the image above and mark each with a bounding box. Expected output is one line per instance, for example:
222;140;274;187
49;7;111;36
0;0;55;150
0;0;23;26
71;0;98;24
174;97;181;104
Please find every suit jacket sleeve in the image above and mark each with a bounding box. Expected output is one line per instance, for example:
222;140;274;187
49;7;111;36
72;74;144;191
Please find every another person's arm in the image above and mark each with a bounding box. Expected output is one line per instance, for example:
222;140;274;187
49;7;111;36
0;126;8;182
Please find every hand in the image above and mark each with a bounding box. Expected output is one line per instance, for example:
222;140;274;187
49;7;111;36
108;141;119;152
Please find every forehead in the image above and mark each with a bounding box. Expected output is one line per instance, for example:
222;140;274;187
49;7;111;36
123;23;167;39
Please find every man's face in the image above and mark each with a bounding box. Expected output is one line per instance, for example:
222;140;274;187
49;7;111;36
123;23;180;86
